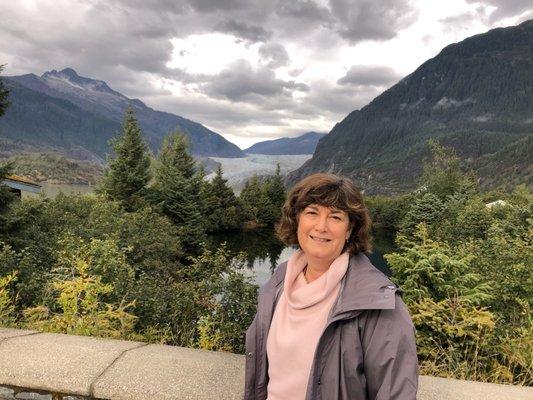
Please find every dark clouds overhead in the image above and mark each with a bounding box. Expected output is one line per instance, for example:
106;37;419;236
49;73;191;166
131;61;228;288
0;0;420;79
276;1;332;24
214;20;272;42
200;59;308;102
329;0;418;42
258;43;290;68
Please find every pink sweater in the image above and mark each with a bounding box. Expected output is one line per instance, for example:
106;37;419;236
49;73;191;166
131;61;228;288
266;251;349;400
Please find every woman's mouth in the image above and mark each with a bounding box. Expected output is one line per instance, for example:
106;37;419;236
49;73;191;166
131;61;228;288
310;235;330;242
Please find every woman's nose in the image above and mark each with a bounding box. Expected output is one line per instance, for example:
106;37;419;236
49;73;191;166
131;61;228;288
314;215;328;231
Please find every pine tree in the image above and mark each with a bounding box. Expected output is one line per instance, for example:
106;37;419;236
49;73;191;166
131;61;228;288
421;140;476;199
0;67;13;215
263;164;286;225
239;175;271;227
203;165;241;232
153;132;205;254
0;162;15;215
156;132;196;182
0;65;9;118
98;107;151;211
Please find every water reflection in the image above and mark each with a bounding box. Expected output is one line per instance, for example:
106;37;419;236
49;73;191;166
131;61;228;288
206;228;395;286
207;228;285;270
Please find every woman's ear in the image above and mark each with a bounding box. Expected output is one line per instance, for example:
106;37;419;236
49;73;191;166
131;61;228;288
346;222;355;241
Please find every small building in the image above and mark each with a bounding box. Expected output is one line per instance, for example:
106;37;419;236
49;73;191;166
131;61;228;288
1;174;42;197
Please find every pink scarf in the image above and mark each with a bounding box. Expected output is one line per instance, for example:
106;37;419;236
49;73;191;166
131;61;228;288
266;250;349;400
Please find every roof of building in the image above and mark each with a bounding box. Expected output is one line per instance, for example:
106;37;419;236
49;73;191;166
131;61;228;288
1;175;42;194
4;175;41;188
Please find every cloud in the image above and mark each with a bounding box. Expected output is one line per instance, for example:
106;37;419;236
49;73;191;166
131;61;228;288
186;0;251;13
465;0;533;23
329;0;418;43
200;59;308;102
337;65;402;87
440;10;485;27
276;1;332;24
302;79;380;116
112;0;189;14
214;20;272;42
258;43;290;68
0;2;178;79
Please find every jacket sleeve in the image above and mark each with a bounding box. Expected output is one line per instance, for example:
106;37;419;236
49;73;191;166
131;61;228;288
243;313;258;400
358;293;418;400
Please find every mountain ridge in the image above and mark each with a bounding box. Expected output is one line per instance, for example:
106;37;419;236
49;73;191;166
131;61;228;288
3;68;244;159
287;19;533;194
244;131;326;155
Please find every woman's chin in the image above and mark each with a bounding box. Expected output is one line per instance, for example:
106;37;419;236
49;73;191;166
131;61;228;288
304;249;341;263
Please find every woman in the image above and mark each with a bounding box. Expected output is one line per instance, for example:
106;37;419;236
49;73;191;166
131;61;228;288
244;173;418;400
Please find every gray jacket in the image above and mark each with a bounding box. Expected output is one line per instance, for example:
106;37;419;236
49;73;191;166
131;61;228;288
244;253;418;400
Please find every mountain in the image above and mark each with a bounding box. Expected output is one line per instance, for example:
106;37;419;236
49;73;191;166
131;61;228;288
2;68;244;159
0;79;120;162
287;19;533;195
244;132;326;155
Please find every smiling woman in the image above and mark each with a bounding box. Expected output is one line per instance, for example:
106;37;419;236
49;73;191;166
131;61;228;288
244;173;418;400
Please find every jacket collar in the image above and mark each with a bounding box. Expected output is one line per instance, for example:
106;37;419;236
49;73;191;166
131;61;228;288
263;252;398;315
330;252;398;317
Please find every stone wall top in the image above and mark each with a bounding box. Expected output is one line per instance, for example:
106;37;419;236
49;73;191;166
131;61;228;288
0;328;531;400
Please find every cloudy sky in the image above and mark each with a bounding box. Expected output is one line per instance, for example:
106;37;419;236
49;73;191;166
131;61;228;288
1;0;531;148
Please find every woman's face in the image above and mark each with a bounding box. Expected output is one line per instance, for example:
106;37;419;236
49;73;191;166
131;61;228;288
297;204;351;265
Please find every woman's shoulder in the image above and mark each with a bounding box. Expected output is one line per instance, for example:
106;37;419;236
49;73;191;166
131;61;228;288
349;252;397;289
339;252;403;310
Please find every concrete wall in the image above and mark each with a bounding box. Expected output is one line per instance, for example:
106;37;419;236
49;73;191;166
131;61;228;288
0;328;531;400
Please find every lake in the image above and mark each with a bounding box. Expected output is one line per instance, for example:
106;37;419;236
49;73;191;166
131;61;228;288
207;228;394;286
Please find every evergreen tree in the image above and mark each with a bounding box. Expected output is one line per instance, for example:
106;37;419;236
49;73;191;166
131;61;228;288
0;162;15;215
153;132;205;254
263;164;286;225
98;107;151;211
0;65;9;118
399;192;445;239
421;140;476;199
156;132;196;182
0;67;14;218
239;175;271;226
203;165;241;232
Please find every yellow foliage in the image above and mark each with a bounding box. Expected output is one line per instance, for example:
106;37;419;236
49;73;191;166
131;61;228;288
197;315;232;352
0;273;16;326
23;242;137;339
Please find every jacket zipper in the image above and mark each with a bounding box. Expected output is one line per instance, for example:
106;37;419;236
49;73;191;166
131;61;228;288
305;310;362;399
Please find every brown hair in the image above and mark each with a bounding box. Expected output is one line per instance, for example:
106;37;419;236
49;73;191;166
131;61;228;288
276;173;372;254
